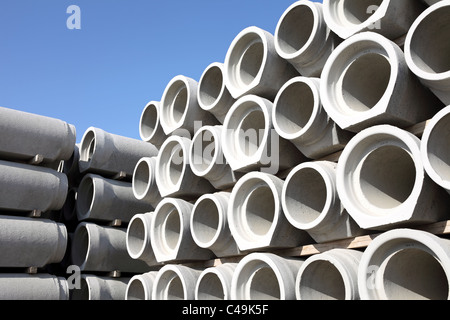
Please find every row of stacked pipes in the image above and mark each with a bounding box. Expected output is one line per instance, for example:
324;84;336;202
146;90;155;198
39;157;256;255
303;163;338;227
1;0;450;300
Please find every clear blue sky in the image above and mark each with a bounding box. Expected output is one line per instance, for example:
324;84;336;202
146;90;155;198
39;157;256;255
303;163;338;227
0;0;321;143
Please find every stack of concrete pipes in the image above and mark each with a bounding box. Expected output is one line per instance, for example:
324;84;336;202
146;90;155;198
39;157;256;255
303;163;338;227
2;0;450;300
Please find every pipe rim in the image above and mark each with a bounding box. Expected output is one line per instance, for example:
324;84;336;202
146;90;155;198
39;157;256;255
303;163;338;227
404;1;450;83
153;265;192;300
224;26;269;98
282;161;336;231
126;213;152;260
79;127;99;165
336;125;424;227
273;76;322;141
198;62;227;112
71;222;92;270
132;157;156;200
126;274;155;300
76;173;97;221
189;126;222;177
195;267;231;300
358;228;450;300
320;32;399;127
421;105;450;191
139;101;161;142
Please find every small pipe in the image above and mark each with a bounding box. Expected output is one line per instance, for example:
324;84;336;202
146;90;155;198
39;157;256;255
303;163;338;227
125;271;159;300
152;264;203;300
195;263;238;300
132;157;162;206
139;101;167;148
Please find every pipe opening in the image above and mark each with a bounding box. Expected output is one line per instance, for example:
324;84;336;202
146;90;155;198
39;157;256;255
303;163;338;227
235;109;265;157
275;81;315;135
133;160;151;197
162;80;189;128
159;141;185;189
191;198;220;246
277;4;315;55
126;278;147;300
298;260;345;300
77;177;94;219
285;167;327;225
191;129;216;174
199;65;224;108
341;53;391;112
159;272;185;300
244;186;276;237
197;273;225;300
247;266;281;300
80;130;95;162
333;0;383;25
70;278;90;300
71;225;89;268
62;188;77;221
409;6;450;74
140;103;158;140
359;145;416;209
161;206;181;251
382;248;449;300
127;217;146;257
426;114;450;182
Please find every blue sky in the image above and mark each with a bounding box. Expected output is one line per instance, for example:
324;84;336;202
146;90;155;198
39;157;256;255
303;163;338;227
0;0;321;143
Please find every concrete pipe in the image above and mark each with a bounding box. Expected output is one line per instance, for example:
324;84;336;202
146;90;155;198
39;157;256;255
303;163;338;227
223;26;299;101
295;248;363;300
197;62;236;124
79;127;158;179
125;271;159;300
159;75;219;136
139;101;167;148
231;252;304;300
274;1;341;77
0;215;67;268
404;1;450;106
222;94;306;174
61;187;78;232
150;197;215;263
0;160;68;212
132;157;162;206
282;161;365;243
195;263;238;300
61;143;82;188
189;125;242;190
320;31;442;133
71;222;150;273
71;274;130;300
76;173;153;223
126;212;159;267
155;135;215;199
336;125;450;231
273;77;353;159
152;264;203;300
0;274;69;300
322;0;425;40
228;171;313;252
423;0;444;5
358;228;450;300
421;106;450;194
190;192;241;258
0;106;76;164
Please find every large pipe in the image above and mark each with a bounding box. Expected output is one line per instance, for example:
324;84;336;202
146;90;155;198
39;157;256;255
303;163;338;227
197;62;236;124
223;26;299;101
0;274;69;300
70;274;130;300
0;106;76;164
71;222;150;273
231;252;304;300
125;271;159;300
404;1;450;106
322;0;425;40
336;125;450;231
139;101;167;148
195;263;238;300
126;212;160;267
76;173;153;223
152;264;203;300
295;248;363;300
155;135;215;199
150;197;215;263
79;127;159;179
159;75;219;136
320;31;443;133
0;160;68;212
190;192;241;258
132;157;162;206
228;171;313;252
421;105;450;194
221;94;306;174
358;228;450;300
274;1;341;77
0;215;67;268
273;76;352;159
189;125;242;190
282;161;364;243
